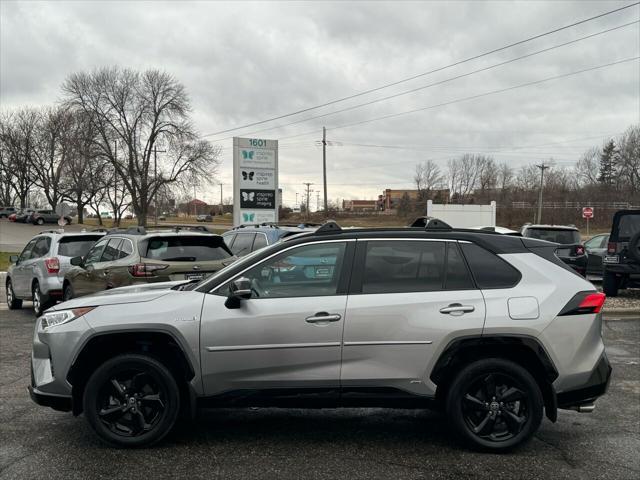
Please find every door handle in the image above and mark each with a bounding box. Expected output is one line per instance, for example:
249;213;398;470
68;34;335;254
305;312;342;324
439;303;475;316
102;270;110;276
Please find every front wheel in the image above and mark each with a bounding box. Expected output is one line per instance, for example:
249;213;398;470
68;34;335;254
446;358;543;451
83;354;180;448
6;280;23;309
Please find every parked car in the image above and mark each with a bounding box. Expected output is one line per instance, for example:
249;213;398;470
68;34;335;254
0;206;17;218
29;220;610;450
14;208;35;223
584;233;609;277
196;214;212;222
602;210;640;296
62;226;236;300
31;209;72;226
222;223;318;257
521;224;587;276
5;230;105;316
8;212;18;221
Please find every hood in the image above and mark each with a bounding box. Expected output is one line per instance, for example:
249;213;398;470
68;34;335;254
49;287;175;311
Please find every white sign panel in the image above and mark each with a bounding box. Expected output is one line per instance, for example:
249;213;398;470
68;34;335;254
233;138;278;227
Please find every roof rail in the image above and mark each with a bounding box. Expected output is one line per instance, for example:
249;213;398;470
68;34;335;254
106;226;147;235
408;216;452;230
315;220;342;234
38;229;63;235
91;228;109;232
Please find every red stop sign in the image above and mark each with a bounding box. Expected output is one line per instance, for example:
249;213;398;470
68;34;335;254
582;207;594;219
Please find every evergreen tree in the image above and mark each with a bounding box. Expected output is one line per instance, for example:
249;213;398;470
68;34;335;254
598;140;617;185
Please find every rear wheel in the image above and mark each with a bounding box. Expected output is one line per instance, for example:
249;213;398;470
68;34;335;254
6;280;22;309
446;358;543;451
36;217;44;225
83;354;180;448
603;271;620;297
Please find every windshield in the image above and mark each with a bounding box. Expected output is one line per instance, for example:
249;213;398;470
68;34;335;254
57;235;103;257
144;235;232;262
618;214;640;240
526;228;580;244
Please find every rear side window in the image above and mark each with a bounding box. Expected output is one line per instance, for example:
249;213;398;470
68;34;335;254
362;241;445;294
223;233;236;249
119;239;134;258
57;236;102;257
144;235;232;261
460;243;521;288
101;238;123;262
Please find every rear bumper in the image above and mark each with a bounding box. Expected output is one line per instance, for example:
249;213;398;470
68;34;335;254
556;353;612;409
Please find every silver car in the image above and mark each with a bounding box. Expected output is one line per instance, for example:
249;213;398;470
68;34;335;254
6;230;105;315
28;220;610;451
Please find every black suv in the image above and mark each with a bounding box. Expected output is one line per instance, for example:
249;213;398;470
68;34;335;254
603;210;640;296
520;224;587;276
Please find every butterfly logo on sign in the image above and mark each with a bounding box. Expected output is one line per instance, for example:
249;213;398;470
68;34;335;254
241;150;254;160
241;192;255;202
242;171;255;181
242;212;255;222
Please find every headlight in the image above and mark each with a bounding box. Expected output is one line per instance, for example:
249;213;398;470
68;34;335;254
40;307;95;330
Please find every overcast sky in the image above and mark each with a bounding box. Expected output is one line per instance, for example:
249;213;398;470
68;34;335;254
1;0;639;207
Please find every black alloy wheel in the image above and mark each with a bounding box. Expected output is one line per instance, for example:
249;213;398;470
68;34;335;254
446;358;543;451
83;354;180;447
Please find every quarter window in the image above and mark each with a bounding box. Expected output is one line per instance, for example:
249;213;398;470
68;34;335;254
225;242;347;298
445;242;474;290
361;241;446;294
460;243;521;288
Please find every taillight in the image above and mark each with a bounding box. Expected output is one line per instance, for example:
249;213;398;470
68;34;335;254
607;242;617;254
558;291;606;316
128;263;168;277
575;245;585;256
44;257;60;274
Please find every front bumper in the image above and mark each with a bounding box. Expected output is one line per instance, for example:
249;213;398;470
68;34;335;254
556;353;612;409
28;385;72;412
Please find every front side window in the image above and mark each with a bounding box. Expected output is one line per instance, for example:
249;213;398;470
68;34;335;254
223;242;347;299
19;239;38;262
362;241;446;294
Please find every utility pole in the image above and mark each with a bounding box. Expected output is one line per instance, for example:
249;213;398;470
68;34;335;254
303;183;314;220
151;146;166;225
316;191;320;211
295;192;299;207
193;184;197;217
535;163;549;224
322;127;328;216
219;183;223;215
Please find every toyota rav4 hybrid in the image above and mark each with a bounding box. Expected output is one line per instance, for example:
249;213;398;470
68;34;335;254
29;220;611;451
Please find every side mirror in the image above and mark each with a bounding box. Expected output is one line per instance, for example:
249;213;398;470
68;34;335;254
70;256;83;266
224;277;252;309
9;255;18;264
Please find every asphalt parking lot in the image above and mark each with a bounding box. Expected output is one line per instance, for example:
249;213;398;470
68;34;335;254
1;304;638;480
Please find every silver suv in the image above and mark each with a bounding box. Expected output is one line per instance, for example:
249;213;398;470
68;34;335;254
6;230;104;315
28;220;611;451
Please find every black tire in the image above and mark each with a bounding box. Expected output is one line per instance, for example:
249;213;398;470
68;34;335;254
32;282;53;317
446;358;543;452
83;354;180;448
36;217;44;225
63;282;74;301
603;271;620;297
6;280;23;309
64;216;72;225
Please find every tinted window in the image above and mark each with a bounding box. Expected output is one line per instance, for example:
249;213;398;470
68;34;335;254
101;238;122;262
460;243;521;288
618;214;640;240
252;234;268;250
445;242;474;290
362;241;445;294
230;233;255;257
32;237;51;258
145;235;232;261
84;238;109;265
57;236;102;257
229;242;346;298
525;228;580;244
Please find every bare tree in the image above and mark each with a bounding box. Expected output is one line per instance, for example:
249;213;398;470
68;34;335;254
62;67;221;226
414;160;443;198
616;125;640;194
575;147;601;187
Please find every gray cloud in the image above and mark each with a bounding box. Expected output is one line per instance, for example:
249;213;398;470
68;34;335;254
2;0;638;205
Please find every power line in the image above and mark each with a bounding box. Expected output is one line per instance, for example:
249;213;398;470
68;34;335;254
329;57;639;132
201;2;639;138
206;21;638;141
